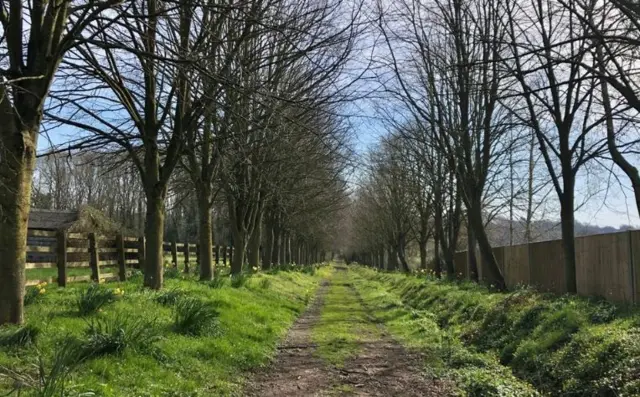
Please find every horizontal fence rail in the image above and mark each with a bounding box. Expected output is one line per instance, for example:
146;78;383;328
25;228;233;288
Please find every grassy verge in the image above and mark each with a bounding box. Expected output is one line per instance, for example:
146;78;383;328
351;266;640;396
1;265;329;396
311;270;382;367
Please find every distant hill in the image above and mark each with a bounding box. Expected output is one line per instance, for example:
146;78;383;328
485;217;636;247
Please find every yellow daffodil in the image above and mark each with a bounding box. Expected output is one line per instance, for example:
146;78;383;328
38;288;46;294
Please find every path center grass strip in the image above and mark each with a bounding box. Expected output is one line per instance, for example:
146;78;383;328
0;266;329;396
311;270;383;367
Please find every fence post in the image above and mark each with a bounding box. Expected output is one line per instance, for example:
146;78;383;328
629;231;636;304
184;241;190;274
56;230;67;287
195;243;200;270
89;232;100;282
171;240;178;268
215;245;220;265
222;246;227;266
116;233;126;281
138;237;146;270
229;246;233;267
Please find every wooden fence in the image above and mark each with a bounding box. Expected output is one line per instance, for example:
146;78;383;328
25;228;233;287
453;230;640;304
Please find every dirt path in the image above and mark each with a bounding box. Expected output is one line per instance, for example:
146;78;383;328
244;270;450;396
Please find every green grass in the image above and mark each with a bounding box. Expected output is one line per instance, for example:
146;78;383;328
350;266;640;396
311;270;382;367
0;268;325;396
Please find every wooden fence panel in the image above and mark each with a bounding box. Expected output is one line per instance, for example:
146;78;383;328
24;228;229;289
529;239;566;294
630;231;640;304
503;244;530;288
576;232;634;303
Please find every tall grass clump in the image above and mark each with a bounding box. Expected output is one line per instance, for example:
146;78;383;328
230;273;249;288
154;288;186;306
259;278;271;289
301;265;316;275
76;284;121;316
0;338;85;397
208;275;226;289
78;315;161;359
173;298;220;336
0;324;40;348
164;266;181;279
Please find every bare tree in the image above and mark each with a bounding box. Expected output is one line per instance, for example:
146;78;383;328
502;0;607;292
0;0;120;325
47;0;216;289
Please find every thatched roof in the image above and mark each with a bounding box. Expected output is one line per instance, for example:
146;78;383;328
28;209;78;230
28;206;133;235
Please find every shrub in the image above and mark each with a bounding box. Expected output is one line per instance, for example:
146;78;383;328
259;278;271;289
164;266;181;279
173;298;220;336
79;315;160;359
208;276;226;289
588;299;617;324
301;265;316;275
128;269;144;281
0;324;40;348
155;288;186;306
230;273;249;288
453;367;540;397
77;284;116;315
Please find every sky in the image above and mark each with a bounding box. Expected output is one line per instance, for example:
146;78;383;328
349;104;640;229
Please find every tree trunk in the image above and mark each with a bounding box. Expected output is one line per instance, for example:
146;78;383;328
279;231;286;265
231;232;246;275
525;132;535;243
419;240;428;270
272;227;281;265
387;247;398;271
467;223;478;281
469;200;505;289
197;195;214;281
0;145;34;325
442;246;455;279
560;190;577;293
397;235;410;272
144;195;165;290
285;234;291;264
248;214;262;268
433;198;443;277
263;223;274;269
